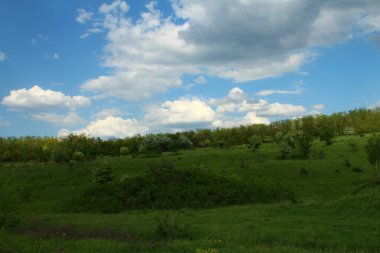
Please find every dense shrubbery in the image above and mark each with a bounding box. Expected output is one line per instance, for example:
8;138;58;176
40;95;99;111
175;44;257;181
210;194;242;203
1;108;380;163
70;160;296;213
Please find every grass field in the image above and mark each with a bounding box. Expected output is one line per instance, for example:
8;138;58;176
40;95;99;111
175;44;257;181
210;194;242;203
1;135;379;252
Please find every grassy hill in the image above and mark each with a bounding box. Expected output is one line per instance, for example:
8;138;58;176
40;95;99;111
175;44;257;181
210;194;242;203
0;134;379;252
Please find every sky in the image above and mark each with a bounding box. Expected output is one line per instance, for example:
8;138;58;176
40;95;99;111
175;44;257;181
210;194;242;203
0;0;380;138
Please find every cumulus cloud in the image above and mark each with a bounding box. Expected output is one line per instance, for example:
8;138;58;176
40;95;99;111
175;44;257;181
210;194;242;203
2;85;91;111
77;0;380;100
31;112;85;127
144;98;216;128
209;87;306;117
0;51;7;62
59;116;148;138
76;9;93;24
81;69;182;100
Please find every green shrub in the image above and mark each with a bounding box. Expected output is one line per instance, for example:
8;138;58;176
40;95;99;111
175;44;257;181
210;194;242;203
119;146;130;156
72;160;296;212
51;145;69;163
93;166;114;185
72;151;85;162
247;135;262;152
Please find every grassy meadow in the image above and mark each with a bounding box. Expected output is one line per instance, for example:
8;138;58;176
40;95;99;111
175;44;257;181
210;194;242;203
0;134;379;252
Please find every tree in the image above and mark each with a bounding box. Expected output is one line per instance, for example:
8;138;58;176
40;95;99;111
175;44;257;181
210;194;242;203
295;131;313;159
176;134;193;150
318;125;335;145
366;135;380;179
247;135;262;152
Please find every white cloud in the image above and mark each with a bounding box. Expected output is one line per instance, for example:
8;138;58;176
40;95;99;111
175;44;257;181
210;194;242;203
209;87;306;117
31;112;85;127
256;89;303;96
76;9;93;24
77;0;380;100
144;98;216;127
81;69;183;100
212;112;269;128
60;116;148;138
80;28;103;39
312;104;325;111
0;51;7;62
2;85;91;111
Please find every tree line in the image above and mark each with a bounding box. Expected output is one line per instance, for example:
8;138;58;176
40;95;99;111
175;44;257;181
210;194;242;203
1;108;380;163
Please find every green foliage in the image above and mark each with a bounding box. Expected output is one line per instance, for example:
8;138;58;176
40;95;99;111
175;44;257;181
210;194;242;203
92;166;114;185
51;145;69;163
247;135;262;152
73;159;295;212
72;151;85;162
318;125;335;145
1;108;380;163
343;127;356;135
176;134;193;150
119;146;130;156
295;131;313;159
366;135;380;178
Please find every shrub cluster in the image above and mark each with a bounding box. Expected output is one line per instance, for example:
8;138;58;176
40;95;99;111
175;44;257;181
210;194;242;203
70;160;295;213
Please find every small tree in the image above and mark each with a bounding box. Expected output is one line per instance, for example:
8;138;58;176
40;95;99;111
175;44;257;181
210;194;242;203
72;151;85;162
247;135;262;153
295;131;313;159
93;166;114;185
366;135;380;179
318;126;335;145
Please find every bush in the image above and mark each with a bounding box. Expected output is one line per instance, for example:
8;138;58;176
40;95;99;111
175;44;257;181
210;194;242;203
93;166;114;185
247;135;262;152
343;127;355;135
119;146;130;156
72;160;296;212
51;145;69;163
72;151;85;162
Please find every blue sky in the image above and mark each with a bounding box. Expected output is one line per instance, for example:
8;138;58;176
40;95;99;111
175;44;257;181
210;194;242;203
0;0;380;138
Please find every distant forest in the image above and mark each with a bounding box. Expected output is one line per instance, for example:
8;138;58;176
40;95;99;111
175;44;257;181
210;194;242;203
1;108;380;163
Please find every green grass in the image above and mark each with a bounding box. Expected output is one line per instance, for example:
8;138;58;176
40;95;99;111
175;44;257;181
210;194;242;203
1;135;380;252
